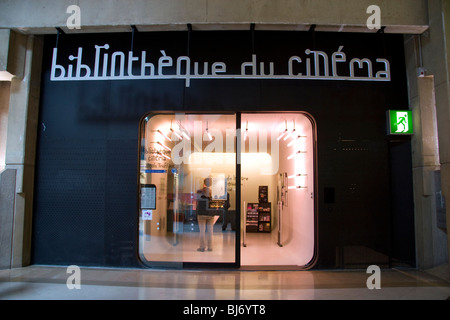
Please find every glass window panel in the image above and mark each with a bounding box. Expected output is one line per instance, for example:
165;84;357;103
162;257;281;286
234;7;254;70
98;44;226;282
240;112;316;268
138;113;237;267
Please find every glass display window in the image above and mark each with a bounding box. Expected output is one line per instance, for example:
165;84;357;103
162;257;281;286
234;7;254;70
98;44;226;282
138;112;316;269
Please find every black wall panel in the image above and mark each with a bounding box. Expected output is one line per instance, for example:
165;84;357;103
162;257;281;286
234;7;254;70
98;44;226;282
32;30;415;268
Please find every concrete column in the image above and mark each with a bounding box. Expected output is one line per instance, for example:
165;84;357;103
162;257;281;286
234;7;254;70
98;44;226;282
405;0;450;280
439;1;450;281
0;169;16;269
2;30;43;268
410;76;448;269
0;81;10;170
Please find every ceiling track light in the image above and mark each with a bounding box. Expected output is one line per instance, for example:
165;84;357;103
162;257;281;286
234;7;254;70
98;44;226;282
244;120;249;141
277;120;289;141
170;127;183;140
157;129;172;142
206;121;213;141
287;150;307;160
181;130;191;141
283;129;295;141
284;120;296;141
175;120;191;141
287;134;307;147
277;130;288;141
158;151;171;160
288;185;307;190
170;121;183;140
157;141;171;151
288;173;308;179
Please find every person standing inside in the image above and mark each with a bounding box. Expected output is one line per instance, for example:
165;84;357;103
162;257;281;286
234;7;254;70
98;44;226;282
196;178;215;252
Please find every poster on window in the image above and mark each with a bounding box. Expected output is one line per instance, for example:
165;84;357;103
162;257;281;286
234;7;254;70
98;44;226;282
141;184;156;209
211;174;227;200
142;209;153;221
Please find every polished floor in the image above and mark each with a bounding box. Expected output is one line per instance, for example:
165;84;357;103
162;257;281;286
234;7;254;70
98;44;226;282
141;225;308;266
0;265;449;300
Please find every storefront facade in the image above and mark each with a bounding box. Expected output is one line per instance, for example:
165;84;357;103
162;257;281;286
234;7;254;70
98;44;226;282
1;1;448;273
25;29;412;269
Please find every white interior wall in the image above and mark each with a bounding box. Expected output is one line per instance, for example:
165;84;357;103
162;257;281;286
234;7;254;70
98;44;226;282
241;113;315;267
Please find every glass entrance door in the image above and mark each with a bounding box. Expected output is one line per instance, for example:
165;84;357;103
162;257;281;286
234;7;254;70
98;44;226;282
138;113;238;267
240;113;317;268
138;112;316;269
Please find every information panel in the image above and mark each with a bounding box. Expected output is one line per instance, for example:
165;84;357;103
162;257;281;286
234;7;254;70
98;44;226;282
141;184;156;209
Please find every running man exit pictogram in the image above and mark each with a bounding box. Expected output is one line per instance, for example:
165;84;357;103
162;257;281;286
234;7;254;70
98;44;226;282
388;110;413;135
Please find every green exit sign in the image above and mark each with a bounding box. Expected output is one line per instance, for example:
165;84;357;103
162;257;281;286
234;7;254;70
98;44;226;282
387;110;413;135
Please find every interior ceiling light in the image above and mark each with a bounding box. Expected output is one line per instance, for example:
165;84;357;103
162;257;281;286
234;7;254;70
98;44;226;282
287;150;306;160
288;185;307;189
206;121;213;141
157;129;172;142
170;121;183;140
157;141;171;151
288;173;307;179
277;120;289;141
284;120;296;141
181;130;191;141
170;127;183;140
244;121;248;141
287;134;307;147
158;151;171;160
176;121;191;141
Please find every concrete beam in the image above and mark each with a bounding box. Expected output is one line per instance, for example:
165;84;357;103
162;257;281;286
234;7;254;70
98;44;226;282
0;0;429;34
0;29;27;80
0;29;12;79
